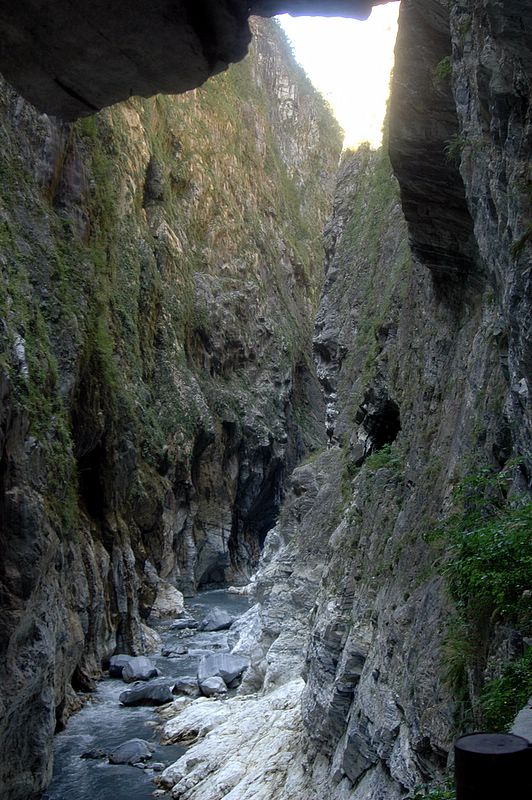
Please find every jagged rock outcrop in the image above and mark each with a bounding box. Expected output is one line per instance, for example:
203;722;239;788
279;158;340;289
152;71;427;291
0;19;341;800
0;1;382;119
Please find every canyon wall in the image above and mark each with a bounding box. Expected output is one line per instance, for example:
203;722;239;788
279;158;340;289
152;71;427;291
166;1;531;797
249;1;531;796
0;19;342;799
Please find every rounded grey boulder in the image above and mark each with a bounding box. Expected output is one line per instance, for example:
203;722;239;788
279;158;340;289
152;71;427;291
199;609;235;631
121;656;158;683
173;676;200;697
108;654;133;678
199;676;228;696
108;738;154;765
119;682;174;706
197;653;249;685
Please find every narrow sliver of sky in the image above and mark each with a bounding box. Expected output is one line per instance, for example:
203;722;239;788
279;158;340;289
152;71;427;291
277;2;400;149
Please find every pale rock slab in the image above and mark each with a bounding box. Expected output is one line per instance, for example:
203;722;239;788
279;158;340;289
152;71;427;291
151;582;185;619
159;680;305;799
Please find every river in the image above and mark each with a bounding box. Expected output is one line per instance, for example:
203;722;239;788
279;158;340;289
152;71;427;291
43;589;252;800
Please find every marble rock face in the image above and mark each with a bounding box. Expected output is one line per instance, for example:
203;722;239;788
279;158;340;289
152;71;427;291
150;582;185;619
159;680;305;799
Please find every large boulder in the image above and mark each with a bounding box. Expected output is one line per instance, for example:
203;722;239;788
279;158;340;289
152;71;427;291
171;618;199;630
150;582;185;619
109;738;154;765
198;654;249;686
140;623;163;653
199;677;228;697
173;676;200;697
119;682;174;706
122;656;158;683
109;654;133;678
199;609;235;632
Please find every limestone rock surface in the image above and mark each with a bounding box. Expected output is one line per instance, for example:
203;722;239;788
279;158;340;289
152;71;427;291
150;582;185;619
159;680;305;799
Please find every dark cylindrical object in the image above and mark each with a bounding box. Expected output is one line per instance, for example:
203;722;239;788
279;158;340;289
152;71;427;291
455;733;532;800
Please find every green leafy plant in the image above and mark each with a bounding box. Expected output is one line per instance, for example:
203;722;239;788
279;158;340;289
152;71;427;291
444;134;468;163
435;56;452;81
439;471;532;625
365;443;402;472
427;467;532;727
479;648;532;731
411;780;455;800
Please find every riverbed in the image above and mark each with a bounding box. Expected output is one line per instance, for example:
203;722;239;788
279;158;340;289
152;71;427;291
43;590;251;800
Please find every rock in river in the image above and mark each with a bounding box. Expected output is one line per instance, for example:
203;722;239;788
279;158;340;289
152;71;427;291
161;644;188;658
171;618;198;630
119;681;174;706
198;653;249;685
173;676;200;697
199;609;235;631
109;738;154;765
199;677;228;697
108;654;133;678
122;656;158;683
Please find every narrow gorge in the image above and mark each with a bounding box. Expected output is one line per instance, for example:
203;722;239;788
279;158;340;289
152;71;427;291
0;2;531;800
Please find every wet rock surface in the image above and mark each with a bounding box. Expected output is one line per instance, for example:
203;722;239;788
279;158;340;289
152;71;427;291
199;609;236;632
109;739;155;766
43;591;251;799
122;657;159;683
119;682;174;707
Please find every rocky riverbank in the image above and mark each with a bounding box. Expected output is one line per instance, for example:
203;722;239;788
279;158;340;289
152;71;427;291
43;590;252;800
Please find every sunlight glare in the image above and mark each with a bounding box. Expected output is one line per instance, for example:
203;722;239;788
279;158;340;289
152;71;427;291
277;3;400;149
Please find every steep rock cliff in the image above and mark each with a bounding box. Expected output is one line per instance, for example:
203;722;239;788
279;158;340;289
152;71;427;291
170;2;532;797
0;19;342;799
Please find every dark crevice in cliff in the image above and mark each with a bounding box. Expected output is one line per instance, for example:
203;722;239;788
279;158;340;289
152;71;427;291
356;388;401;451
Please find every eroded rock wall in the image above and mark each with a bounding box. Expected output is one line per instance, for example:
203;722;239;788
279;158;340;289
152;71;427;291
0;19;342;799
228;2;531;797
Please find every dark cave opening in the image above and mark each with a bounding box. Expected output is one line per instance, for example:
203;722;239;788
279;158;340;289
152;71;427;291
355;389;401;451
76;443;106;521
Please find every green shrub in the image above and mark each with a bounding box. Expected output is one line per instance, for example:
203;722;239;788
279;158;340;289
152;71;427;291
365;443;402;472
427;467;532;726
437;470;532;626
479;648;532;731
435;56;452;81
411;781;455;800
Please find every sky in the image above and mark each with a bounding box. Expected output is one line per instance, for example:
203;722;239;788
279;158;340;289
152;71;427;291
277;2;400;149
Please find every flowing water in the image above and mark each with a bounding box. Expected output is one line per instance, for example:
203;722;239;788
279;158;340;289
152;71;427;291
43;590;251;800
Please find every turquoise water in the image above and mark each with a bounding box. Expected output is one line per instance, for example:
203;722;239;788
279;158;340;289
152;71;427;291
43;590;251;800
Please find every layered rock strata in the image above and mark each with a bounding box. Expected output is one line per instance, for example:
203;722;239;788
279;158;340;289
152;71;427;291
0;19;341;800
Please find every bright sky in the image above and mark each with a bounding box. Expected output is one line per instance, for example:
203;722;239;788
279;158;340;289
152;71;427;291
277;2;400;149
